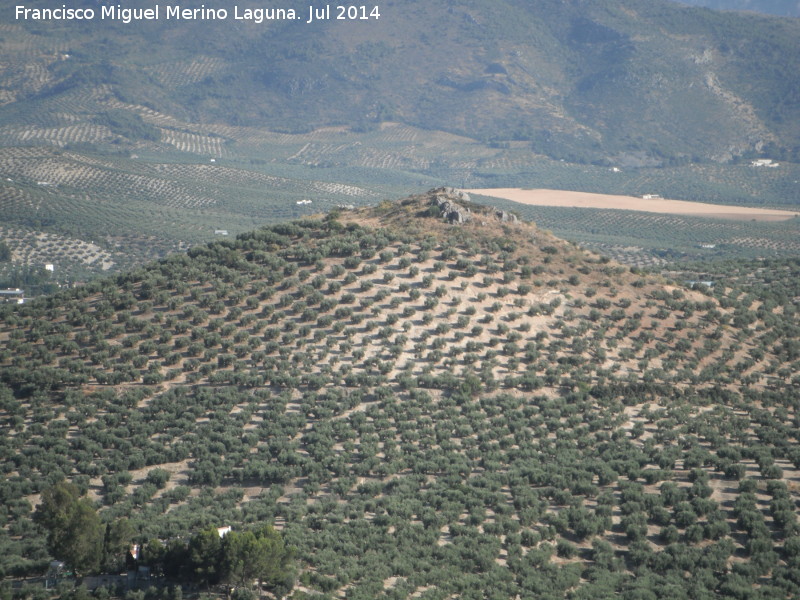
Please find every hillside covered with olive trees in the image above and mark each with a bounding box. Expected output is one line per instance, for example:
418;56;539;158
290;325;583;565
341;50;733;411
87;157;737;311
2;190;800;599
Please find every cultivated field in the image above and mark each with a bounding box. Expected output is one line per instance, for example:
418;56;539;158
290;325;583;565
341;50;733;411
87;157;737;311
2;191;800;599
468;188;800;222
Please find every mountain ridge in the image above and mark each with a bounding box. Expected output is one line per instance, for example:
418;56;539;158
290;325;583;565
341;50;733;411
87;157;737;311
1;0;799;164
677;0;800;17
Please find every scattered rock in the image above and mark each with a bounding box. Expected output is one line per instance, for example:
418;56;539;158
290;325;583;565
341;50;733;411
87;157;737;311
442;187;471;202
428;187;519;226
430;188;472;224
496;210;518;224
437;197;471;224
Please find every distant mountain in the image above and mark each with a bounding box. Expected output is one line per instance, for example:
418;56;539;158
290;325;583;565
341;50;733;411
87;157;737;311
1;0;799;165
675;0;800;17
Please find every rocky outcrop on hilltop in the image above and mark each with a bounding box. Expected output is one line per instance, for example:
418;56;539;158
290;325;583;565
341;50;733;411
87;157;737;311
429;187;519;226
431;187;472;224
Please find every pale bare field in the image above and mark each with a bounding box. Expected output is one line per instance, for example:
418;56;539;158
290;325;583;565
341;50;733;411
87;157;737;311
468;188;800;222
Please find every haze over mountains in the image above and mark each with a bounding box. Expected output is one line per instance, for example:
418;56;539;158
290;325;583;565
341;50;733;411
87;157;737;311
1;0;799;164
678;0;800;17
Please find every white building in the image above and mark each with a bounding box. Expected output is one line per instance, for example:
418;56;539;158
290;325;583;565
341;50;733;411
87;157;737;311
0;289;24;304
217;526;232;538
751;159;778;167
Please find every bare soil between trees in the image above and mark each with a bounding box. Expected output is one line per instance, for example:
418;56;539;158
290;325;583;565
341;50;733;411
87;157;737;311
468;188;800;222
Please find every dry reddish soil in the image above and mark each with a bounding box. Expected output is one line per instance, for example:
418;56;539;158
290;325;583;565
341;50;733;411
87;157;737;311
468;188;800;222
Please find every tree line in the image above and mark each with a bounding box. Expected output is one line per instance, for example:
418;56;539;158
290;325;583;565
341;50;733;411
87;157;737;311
33;481;294;596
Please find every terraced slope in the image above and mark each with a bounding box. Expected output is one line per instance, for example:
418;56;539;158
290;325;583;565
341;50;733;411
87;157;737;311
1;190;800;598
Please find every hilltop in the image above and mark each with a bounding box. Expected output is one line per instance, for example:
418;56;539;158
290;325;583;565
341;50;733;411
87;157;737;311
1;191;800;598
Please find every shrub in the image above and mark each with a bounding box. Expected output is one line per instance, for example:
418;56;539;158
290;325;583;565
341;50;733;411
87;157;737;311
146;468;171;489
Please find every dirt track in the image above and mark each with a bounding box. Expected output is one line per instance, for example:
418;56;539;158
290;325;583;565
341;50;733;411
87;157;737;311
467;188;800;222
